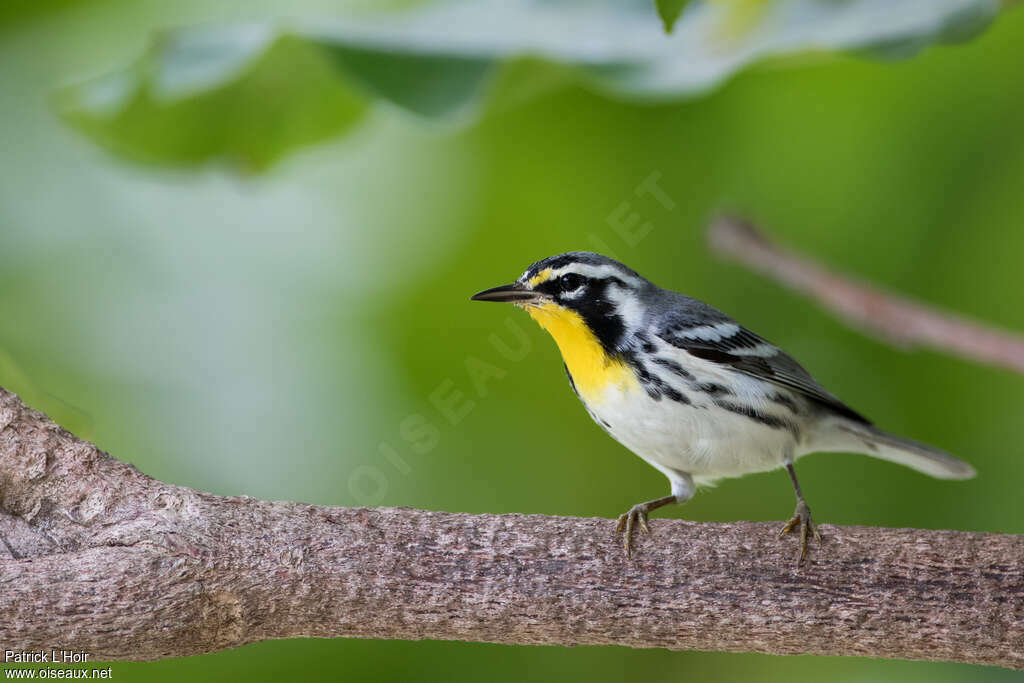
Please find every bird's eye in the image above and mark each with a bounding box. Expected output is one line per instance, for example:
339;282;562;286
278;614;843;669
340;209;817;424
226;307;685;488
558;273;584;291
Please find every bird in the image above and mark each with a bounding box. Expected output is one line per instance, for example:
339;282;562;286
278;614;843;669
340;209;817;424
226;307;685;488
470;251;975;561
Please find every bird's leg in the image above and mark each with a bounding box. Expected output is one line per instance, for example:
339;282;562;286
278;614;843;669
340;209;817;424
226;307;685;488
778;462;821;563
616;495;677;556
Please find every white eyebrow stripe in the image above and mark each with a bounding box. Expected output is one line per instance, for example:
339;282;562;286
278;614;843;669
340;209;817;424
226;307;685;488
674;322;741;342
546;263;644;286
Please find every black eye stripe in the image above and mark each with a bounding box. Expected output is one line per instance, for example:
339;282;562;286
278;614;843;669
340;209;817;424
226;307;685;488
532;273;628;295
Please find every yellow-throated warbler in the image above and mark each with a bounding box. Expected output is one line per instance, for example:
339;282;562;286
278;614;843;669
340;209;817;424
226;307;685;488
472;252;975;560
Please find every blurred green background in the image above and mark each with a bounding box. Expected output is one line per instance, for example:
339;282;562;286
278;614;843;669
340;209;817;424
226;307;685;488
2;0;1023;681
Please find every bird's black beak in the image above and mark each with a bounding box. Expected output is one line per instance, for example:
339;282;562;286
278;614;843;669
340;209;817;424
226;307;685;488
470;282;545;304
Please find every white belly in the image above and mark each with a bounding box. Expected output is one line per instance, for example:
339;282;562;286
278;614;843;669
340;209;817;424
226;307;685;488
582;371;804;484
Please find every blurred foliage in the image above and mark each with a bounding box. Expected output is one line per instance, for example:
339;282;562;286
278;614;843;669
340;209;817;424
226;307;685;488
2;0;1024;682
0;0;105;29
57;0;999;169
58;32;369;171
655;0;692;33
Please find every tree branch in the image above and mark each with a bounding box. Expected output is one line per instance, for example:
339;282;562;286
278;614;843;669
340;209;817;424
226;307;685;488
0;385;1021;667
708;215;1024;374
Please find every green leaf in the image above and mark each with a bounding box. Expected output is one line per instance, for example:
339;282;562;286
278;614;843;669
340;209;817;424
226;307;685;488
58;0;1002;171
655;0;691;34
58;30;370;171
316;43;493;118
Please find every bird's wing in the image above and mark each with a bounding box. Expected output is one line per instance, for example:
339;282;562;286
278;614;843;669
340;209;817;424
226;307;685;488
654;308;870;425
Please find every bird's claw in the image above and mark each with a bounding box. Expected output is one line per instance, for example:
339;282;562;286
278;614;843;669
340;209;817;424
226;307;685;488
616;504;651;556
778;499;820;564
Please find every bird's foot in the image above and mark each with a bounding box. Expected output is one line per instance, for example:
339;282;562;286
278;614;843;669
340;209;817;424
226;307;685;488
616;503;651;557
778;499;820;564
615;495;678;557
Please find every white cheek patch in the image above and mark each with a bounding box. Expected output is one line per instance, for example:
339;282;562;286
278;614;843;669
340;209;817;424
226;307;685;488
606;283;645;328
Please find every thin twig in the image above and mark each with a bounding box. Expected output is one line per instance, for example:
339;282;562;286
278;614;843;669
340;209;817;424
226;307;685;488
0;385;1021;666
708;215;1024;374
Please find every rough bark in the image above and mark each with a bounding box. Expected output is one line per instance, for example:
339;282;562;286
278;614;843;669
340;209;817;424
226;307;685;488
708;215;1024;374
0;385;1021;667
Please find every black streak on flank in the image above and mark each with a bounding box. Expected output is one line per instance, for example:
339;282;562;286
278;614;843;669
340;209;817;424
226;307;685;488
768;392;800;415
631;362;691;405
652;357;694;381
714;399;800;439
685;346;870;425
694;382;731;397
662;386;690;405
635;332;658;355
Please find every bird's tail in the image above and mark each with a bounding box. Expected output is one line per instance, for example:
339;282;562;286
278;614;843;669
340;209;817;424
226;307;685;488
819;420;976;480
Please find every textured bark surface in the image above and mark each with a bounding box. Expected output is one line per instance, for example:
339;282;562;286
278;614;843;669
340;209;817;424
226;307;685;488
1;385;1022;667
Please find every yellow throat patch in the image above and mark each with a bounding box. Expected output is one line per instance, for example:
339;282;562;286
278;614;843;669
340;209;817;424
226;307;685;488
525;302;636;401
